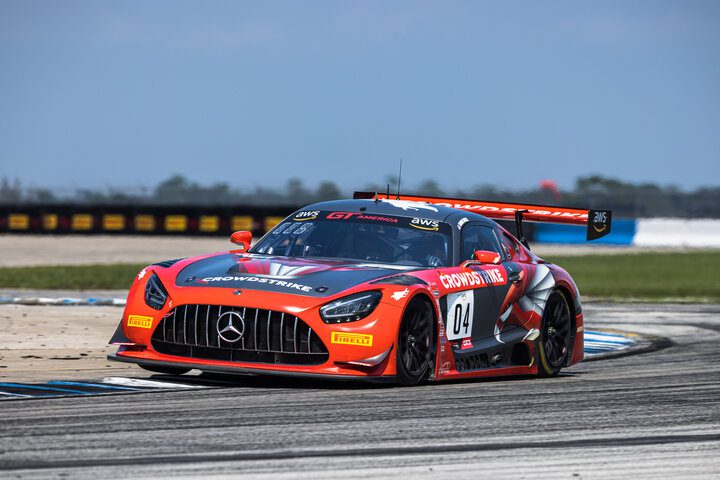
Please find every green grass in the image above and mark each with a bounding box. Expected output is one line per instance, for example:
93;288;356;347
543;251;720;302
0;252;718;302
0;264;147;290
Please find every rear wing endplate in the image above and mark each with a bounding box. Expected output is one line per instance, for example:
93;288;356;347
353;191;612;241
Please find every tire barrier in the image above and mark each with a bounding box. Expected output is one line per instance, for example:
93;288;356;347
0;204;294;236
2;206;717;247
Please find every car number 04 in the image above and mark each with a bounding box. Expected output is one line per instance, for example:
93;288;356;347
445;291;475;341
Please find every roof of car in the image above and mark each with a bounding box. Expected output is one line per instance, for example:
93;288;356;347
300;198;496;226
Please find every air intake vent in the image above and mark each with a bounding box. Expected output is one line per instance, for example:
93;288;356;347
152;258;185;268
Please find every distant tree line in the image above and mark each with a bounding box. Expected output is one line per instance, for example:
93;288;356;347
1;174;719;218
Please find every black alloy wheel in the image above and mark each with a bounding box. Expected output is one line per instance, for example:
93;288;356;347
538;290;573;377
396;297;434;386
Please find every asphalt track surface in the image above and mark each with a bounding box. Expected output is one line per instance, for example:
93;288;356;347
1;303;718;479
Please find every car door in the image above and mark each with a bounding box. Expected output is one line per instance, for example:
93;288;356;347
493;228;533;341
494;227;555;335
442;223;510;351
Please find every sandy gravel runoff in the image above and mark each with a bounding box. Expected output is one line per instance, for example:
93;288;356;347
0;304;144;382
0;234;230;267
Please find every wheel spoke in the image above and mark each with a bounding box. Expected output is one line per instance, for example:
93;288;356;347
545;339;555;359
403;349;412;369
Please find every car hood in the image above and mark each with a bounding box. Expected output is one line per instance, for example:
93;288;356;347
175;253;421;297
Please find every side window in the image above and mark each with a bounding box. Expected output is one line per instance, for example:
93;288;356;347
461;225;503;260
499;231;520;260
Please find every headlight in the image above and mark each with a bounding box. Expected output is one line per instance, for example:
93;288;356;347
320;291;382;324
144;272;168;310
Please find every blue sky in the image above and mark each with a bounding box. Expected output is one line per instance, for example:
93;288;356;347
1;0;718;192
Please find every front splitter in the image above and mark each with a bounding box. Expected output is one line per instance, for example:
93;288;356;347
107;354;396;384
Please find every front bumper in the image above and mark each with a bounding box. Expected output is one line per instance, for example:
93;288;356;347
107;353;396;383
112;285;405;379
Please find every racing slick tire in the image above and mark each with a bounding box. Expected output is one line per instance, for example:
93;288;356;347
396;297;434;387
140;365;192;375
538;290;573;377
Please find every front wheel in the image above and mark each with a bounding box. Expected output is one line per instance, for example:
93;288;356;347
396;297;434;386
538;290;572;377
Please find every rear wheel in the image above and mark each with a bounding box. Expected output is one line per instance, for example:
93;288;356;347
396;297;434;386
538;290;572;377
140;365;191;375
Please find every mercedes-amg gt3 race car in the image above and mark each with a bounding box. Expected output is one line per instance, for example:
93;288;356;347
109;192;612;386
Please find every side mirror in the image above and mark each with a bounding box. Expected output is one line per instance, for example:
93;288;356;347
473;250;501;265
230;230;252;251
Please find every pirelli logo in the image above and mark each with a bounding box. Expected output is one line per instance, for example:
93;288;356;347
127;315;154;329
331;332;373;347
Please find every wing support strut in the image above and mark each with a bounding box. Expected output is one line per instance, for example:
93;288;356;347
514;210;530;250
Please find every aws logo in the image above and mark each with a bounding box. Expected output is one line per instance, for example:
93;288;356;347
293;211;319;221
592;211;608;232
410;218;440;231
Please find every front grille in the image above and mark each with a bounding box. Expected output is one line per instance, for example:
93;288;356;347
151;305;328;365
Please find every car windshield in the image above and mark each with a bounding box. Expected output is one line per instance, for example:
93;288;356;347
251;210;453;267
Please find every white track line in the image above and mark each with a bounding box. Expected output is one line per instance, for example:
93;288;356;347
101;377;203;389
0;390;32;397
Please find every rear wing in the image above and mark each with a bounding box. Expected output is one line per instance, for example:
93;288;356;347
353;191;612;242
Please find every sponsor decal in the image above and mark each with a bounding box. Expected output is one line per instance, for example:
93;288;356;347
201;276;313;292
127;315;153;329
445;291;474;341
293;210;320;221
439;268;505;289
8;213;30;230
331;331;373;347
381;199;439;212
410;217;440;231
592;210;609;233
278;222;300;234
391;288;410;301
273;222;315;235
137;268;147;280
457;217;469;230
432;202;589;220
327;211;398;223
461;338;473;350
440;361;450;373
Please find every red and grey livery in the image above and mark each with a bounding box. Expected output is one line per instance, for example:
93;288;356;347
109;193;611;385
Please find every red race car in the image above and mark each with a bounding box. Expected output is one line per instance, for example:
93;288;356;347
109;192;611;386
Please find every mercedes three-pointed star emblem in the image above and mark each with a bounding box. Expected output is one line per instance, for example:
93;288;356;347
216;310;246;343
